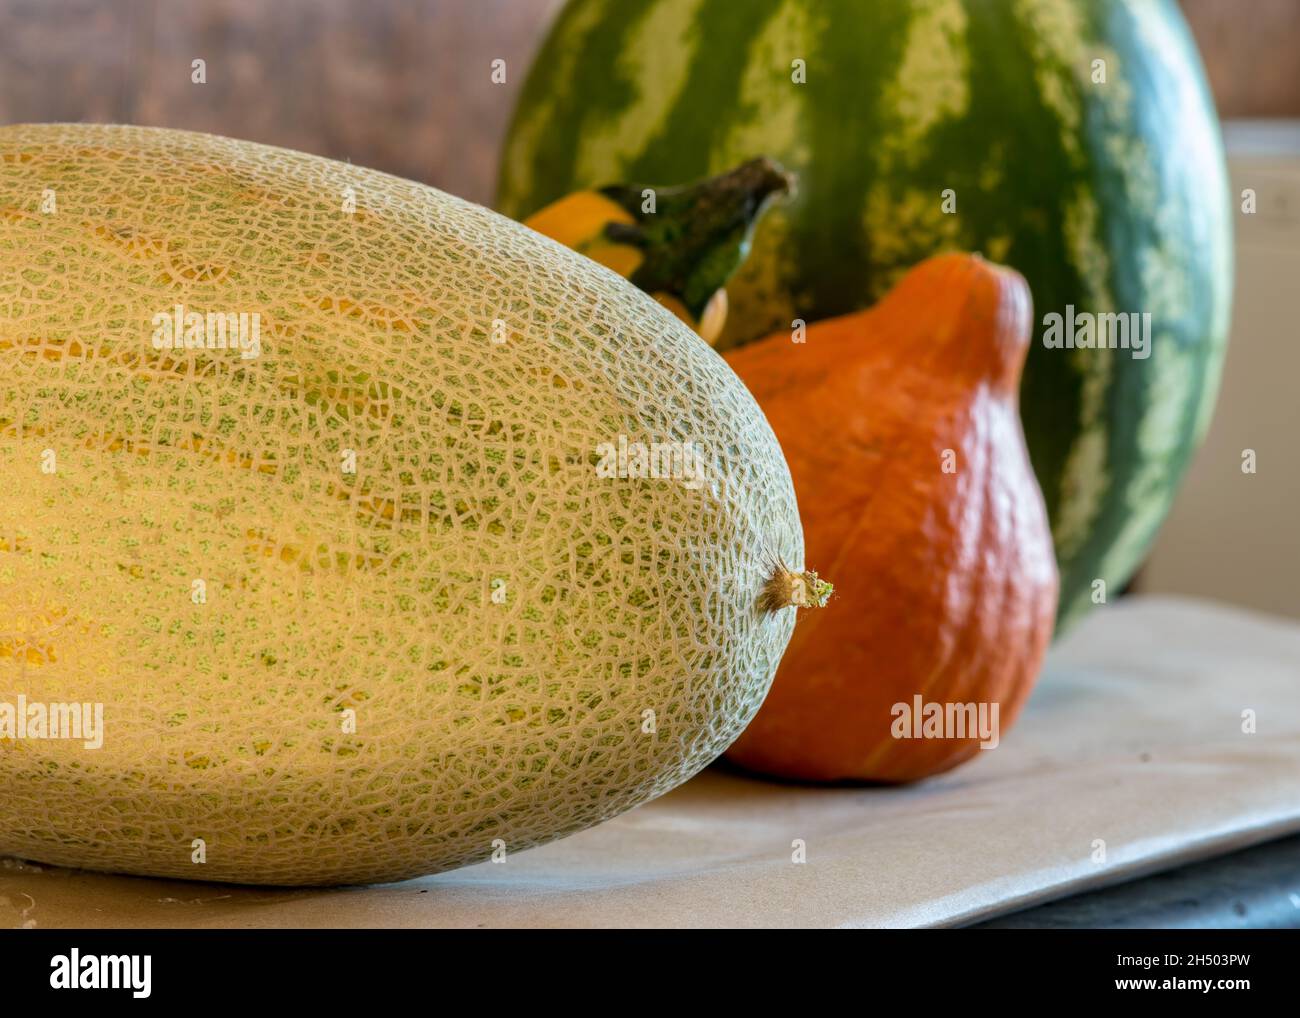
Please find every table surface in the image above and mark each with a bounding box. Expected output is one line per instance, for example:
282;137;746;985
974;830;1300;928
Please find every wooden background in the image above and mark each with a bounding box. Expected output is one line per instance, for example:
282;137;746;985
0;0;1294;207
0;0;564;204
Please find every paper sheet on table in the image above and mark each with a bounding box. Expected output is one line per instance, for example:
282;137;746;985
3;595;1299;928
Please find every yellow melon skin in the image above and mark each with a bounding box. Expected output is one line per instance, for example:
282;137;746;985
0;124;803;886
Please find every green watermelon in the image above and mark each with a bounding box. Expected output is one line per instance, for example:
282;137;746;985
498;0;1233;632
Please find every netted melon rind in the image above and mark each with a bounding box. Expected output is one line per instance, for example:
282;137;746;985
0;124;802;885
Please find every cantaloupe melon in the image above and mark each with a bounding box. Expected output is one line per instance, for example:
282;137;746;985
0;124;817;886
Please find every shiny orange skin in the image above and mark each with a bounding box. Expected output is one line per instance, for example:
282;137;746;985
724;254;1059;783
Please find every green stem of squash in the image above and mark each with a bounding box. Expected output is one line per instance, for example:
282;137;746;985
601;157;794;321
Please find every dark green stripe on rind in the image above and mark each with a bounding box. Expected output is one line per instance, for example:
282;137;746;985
497;0;653;214
499;0;769;217
791;3;913;322
611;2;771;187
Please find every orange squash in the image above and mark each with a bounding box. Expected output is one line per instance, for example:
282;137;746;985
724;253;1059;783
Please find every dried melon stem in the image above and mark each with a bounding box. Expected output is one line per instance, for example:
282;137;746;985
760;561;832;613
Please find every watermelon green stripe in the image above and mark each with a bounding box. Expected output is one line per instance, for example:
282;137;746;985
572;0;707;186
499;0;1233;634
1070;0;1231;619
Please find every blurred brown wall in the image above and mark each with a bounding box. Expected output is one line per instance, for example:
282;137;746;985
0;0;1295;206
0;0;562;204
1181;0;1300;119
